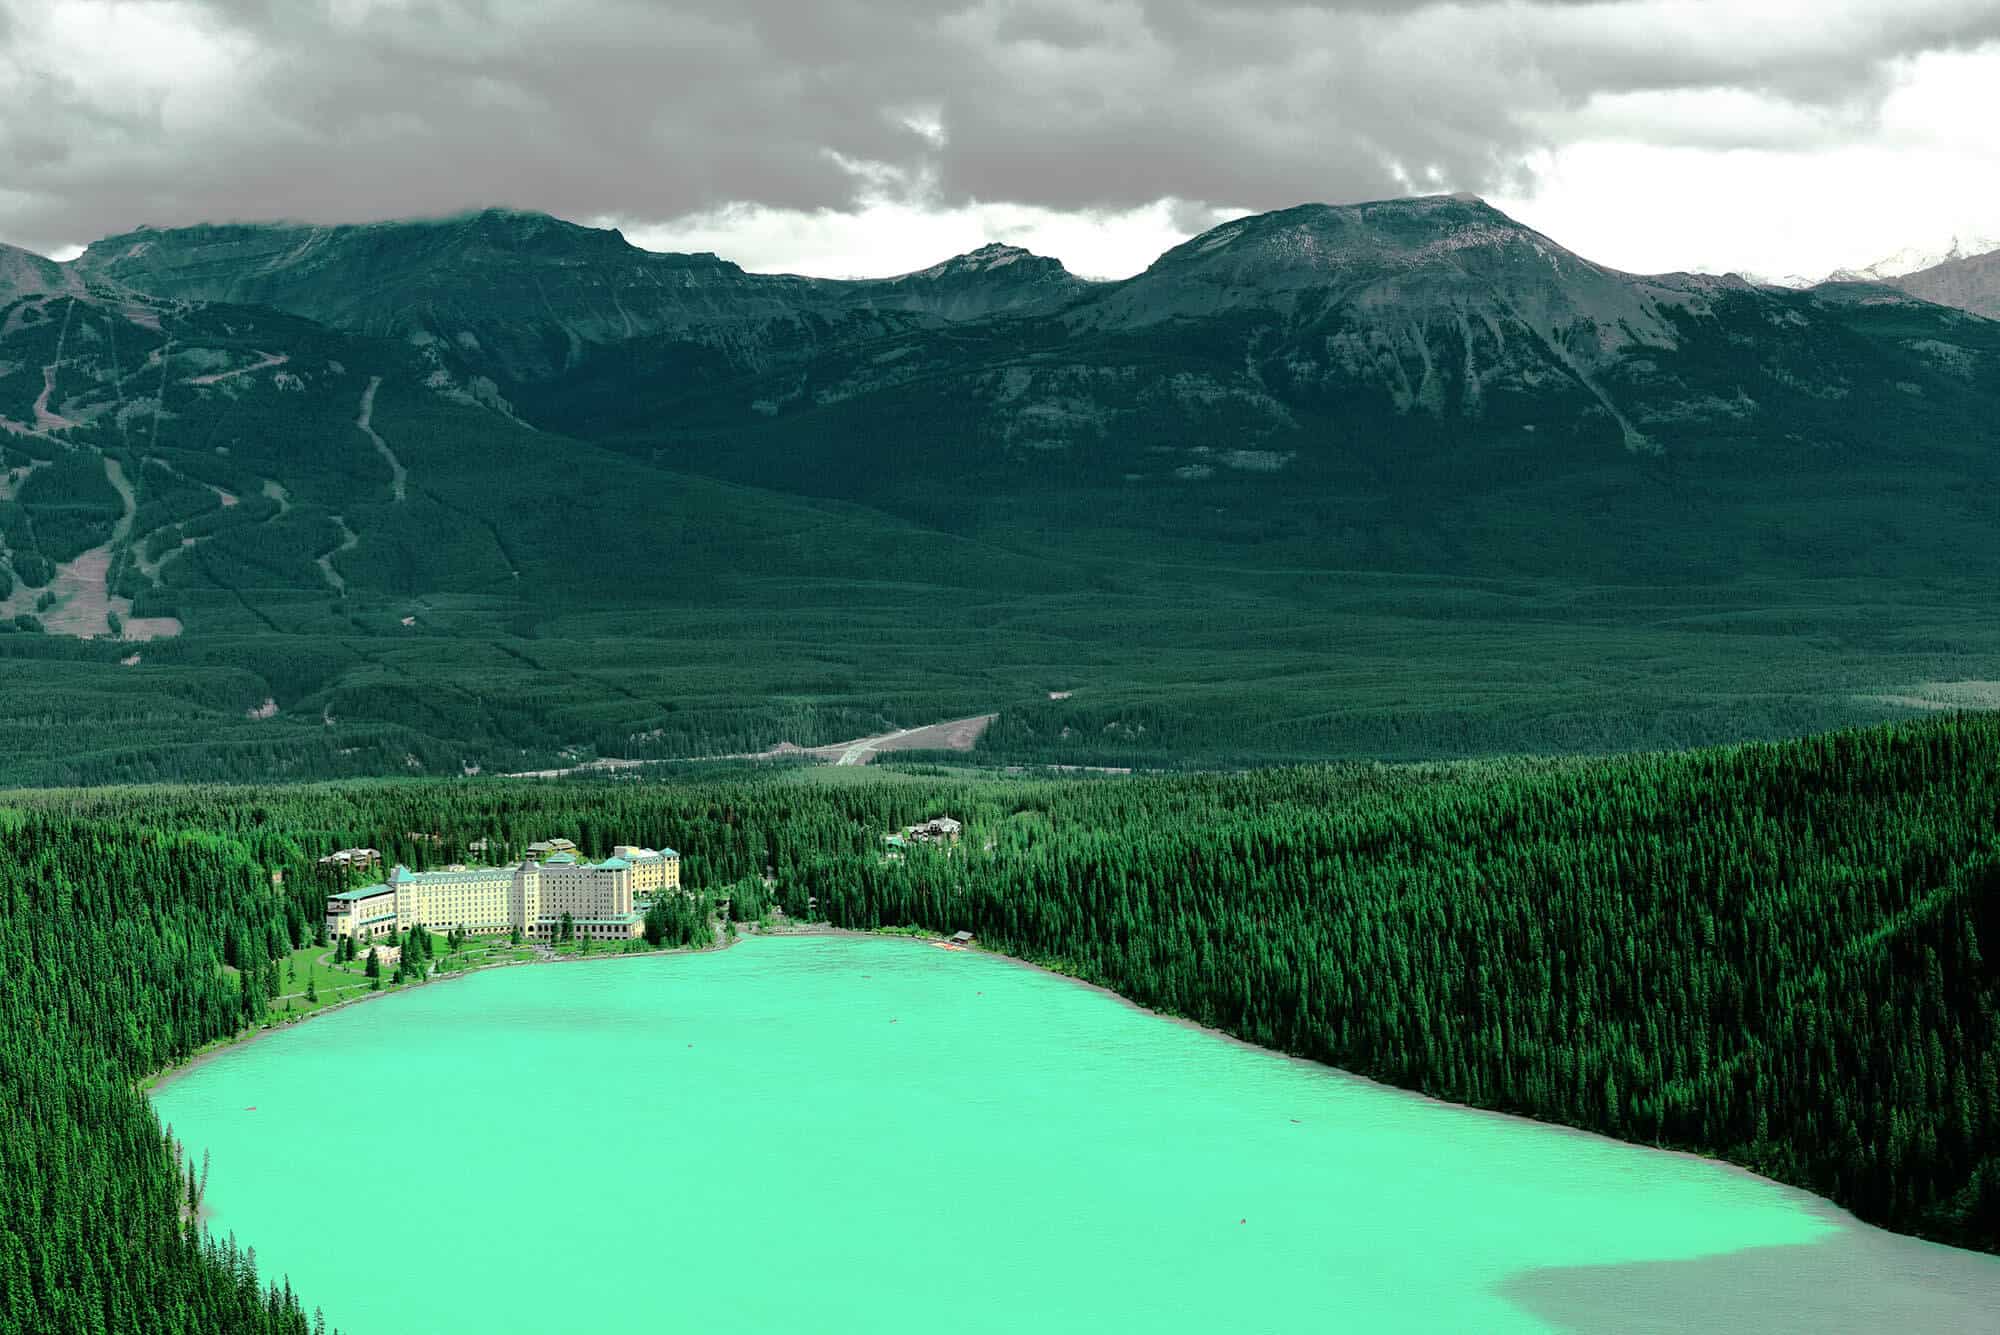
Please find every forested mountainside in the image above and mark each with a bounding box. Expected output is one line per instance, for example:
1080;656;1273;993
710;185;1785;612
4;714;1996;1332
70;209;1092;384
0;283;1063;782
83;197;2000;579
0;281;1038;608
6;195;2000;782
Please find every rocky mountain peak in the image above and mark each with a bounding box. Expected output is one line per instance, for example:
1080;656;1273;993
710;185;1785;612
1143;194;1567;288
838;241;1090;321
0;241;75;302
1885;246;2000;321
1076;192;1648;341
891;241;1072;284
444;207;640;261
1828;236;2000;285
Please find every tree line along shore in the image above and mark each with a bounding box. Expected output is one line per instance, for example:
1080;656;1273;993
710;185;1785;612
2;714;1996;1332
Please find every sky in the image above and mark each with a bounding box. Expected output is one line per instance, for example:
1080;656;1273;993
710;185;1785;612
3;0;2000;281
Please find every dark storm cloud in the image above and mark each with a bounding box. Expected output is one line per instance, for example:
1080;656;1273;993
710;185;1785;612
3;0;1998;251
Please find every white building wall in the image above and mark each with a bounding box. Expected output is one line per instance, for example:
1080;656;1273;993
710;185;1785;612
538;864;633;919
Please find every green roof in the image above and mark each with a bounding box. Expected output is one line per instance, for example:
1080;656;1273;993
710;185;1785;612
331;885;392;901
596;856;629;870
543;852;577;864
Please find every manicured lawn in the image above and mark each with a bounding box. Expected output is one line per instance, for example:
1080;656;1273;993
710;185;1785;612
267;942;376;1019
246;932;648;1031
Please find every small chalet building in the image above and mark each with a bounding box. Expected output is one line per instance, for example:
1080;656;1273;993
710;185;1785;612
903;817;963;844
326;884;398;940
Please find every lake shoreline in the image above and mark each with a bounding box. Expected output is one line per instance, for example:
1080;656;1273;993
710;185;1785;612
148;926;2000;1334
143;929;750;1098
145;919;1994;1276
769;925;2000;1270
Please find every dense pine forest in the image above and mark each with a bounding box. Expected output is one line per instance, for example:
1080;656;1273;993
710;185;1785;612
3;714;1998;1331
0;812;334;1333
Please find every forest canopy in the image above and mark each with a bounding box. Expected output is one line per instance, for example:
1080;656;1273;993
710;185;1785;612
2;713;1997;1332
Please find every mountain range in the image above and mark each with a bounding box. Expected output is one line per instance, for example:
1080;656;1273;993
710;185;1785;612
4;194;2000;782
67;209;1093;384
1884;245;2000;321
1831;235;2000;282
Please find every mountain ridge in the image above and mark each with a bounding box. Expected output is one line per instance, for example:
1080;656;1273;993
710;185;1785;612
0;240;81;302
40;193;2000;499
1830;235;2000;284
8;192;2000;783
46;195;2000;326
1885;246;2000;321
68;207;1095;382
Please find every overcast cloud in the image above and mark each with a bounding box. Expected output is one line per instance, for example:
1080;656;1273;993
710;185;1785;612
4;0;2000;278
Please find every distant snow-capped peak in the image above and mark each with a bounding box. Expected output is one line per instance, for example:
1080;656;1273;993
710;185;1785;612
904;243;1043;281
1825;236;2000;284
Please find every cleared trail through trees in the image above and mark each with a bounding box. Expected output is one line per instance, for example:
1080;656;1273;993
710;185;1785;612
317;514;359;593
147;337;172;454
504;712;999;775
0;452;162;638
104;454;135;545
830;713;997;764
185;350;289;386
358;376;407;501
32;297;79;430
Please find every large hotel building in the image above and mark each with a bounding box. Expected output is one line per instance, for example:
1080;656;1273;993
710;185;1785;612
325;843;680;943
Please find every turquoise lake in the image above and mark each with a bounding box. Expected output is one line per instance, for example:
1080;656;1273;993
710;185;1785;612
154;935;2000;1333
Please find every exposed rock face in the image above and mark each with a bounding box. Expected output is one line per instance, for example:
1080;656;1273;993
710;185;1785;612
1888;249;2000;321
1078;195;1725;337
1053;195;1789;452
842;243;1094;322
1828;236;2000;285
0;243;77;303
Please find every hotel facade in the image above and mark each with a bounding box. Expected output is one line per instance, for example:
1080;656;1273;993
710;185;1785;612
324;842;681;943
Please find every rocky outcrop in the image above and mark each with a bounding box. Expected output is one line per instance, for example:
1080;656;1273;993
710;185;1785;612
1887;249;2000;321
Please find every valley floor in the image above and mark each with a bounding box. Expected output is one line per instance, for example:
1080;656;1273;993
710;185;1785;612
12;567;2000;785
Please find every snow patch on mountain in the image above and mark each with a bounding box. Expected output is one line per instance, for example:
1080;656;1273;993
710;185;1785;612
1828;237;2000;284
